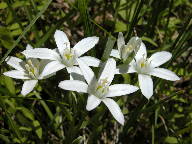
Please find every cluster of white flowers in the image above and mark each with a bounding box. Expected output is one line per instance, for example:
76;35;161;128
3;30;180;125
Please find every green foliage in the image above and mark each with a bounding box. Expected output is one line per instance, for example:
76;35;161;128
0;0;192;143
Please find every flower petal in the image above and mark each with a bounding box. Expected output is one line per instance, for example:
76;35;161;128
39;61;65;79
138;74;153;99
78;56;101;67
58;80;88;93
150;68;180;81
105;84;139;97
148;51;172;67
117;32;125;52
38;59;51;74
3;70;29;79
110;49;121;59
98;58;116;85
26;44;33;50
135;42;147;61
73;36;99;57
86;95;101;111
116;62;136;74
66;66;85;81
77;58;96;84
54;30;70;55
22;48;61;61
21;80;38;96
5;56;24;71
102;98;124;125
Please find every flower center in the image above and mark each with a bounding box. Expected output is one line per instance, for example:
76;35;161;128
121;37;141;61
94;78;109;99
135;57;151;74
62;48;76;67
24;59;39;79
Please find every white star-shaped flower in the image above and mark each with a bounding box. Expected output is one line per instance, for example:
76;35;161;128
116;42;180;99
22;30;100;79
110;32;141;62
3;45;54;96
58;58;139;125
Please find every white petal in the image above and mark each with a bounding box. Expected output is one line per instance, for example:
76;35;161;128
77;58;96;84
150;68;180;81
110;49;121;59
67;66;85;81
148;51;172;67
99;58;116;85
67;66;82;74
135;42;147;61
3;70;29;79
138;74;153;99
102;98;124;125
105;84;139;97
86;95;101;111
78;56;101;67
38;59;51;74
26;44;33;50
117;32;125;52
39;61;65;78
5;56;24;71
58;80;88;93
116;62;136;74
22;48;61;61
54;30;70;55
21;80;38;96
73;37;99;57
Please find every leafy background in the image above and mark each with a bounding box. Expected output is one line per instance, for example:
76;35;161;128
0;0;192;143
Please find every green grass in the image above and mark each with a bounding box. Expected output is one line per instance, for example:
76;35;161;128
0;0;192;143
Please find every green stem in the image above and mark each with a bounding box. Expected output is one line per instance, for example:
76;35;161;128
35;93;54;120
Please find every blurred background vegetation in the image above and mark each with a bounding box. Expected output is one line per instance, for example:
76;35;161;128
0;0;192;143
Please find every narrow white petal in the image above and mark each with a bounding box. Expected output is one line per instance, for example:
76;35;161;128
67;66;82;74
117;32;125;52
103;98;124;125
73;37;99;57
148;51;172;67
78;56;101;67
58;80;88;93
54;30;70;55
77;58;96;84
99;58;116;85
135;42;147;61
138;74;153;99
5;56;24;71
21;80;38;96
86;95;101;111
3;70;29;79
116;62;136;74
67;66;84;81
26;44;33;50
110;49;121;59
150;68;180;81
39;59;51;74
105;84;139;97
22;48;61;61
39;61;65;78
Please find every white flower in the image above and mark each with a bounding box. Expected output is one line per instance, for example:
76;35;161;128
110;32;141;62
22;30;100;79
116;42;180;99
58;58;139;125
3;45;53;96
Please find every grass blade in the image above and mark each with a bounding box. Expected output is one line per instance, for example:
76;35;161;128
0;0;52;65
